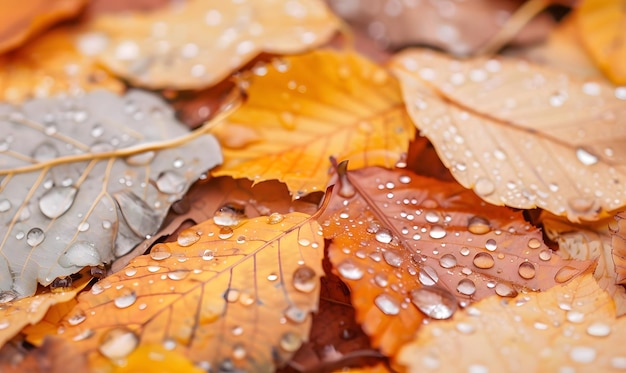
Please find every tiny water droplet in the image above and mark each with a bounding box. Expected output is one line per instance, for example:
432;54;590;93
410;287;457;319
456;279;476;295
26;228;45;246
124;268;137;277
114;290;137;309
279;332;302;352
460;247;470;256
418;266;439;286
284;305;307;323
539;249;552;261
98;327;139;360
374;293;400;315
155;170;186;194
267;212;284;224
150;244;172;260
177;228;201;246
232;344;246;360
0;199;11;212
474;177;495;196
467;216;490;235
425;211;440;223
586;322;611;337
292;265;316;293
218;226;234;239
201;249;215;261
429;225;446;239
213;203;246;226
473;252;494;269
224;288;240;303
555;266;578;283
375;228;393;244
567;310;585;323
575;147;599;166
39;186;77;219
167;270;189;281
518;262;536;279
527;238;542;249
439;254;457;268
495;282;517;297
374;273;388;287
485;239;497;251
337;260;364;280
68;311;87;326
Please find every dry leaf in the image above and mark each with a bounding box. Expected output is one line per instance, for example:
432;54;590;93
0;0;86;54
390;48;626;222
0;337;89;373
0;27;123;103
115;344;204;373
0;89;221;298
87;0;339;89
397;273;626;372
613;211;626;285
212;50;415;197
319;165;590;356
57;212;323;372
575;0;626;84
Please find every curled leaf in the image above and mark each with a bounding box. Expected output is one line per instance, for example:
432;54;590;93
0;89;222;297
613;212;626;286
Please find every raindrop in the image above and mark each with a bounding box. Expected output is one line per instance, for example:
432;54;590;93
527;238;542;249
39;186;78;219
337;260;364;280
114;290;137;309
167;270;189;281
484;239;497;251
429;225;447;239
456;322;476;334
213;202;246;226
0;199;10;212
439;254;457;269
224;288;240;303
474;177;495;196
0;320;9;330
518;262;536;279
473;252;494;269
124;268;137;277
267;212;284;224
410;287;457;319
374;273;388;287
177;228;201;246
555;266;579;283
586;322;611;337
575;147;599;166
150;243;172;260
201;250;215;261
425;211;440;223
375;228;393;244
98;327;139;360
569;346;596;363
467;216;490;235
68;311;87;326
292;265;317;293
279;332;302;352
124;151;155;165
32;142;59;161
383;250;403;267
456;279;476;295
284;305;307;323
26;228;45;247
568;197;595;213
374;293;400;315
460;247;470;256
59;241;101;268
218;226;234;239
399;175;411;184
495;282;517;297
566;311;585;323
418;266;439;286
539;250;552;261
232;344;246;360
155;170;186;194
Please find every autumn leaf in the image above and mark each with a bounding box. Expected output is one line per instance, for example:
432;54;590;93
115;345;205;373
0;0;86;54
86;0;339;89
613;211;626;286
390;48;626;221
575;0;626;84
56;212;323;372
319;164;590;356
0;89;222;298
397;273;626;372
212;50;415;197
1;337;89;373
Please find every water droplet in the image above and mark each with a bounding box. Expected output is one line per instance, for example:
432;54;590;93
267;273;279;282
224;288;240;303
468;216;490;235
168;270;189;281
575;147;599;166
429;225;447;239
612;357;626;369
527;238;541;249
439;254;457;268
485;239;497;251
518;262;536;279
567;310;585;323
337;260;364;280
177;228;201;246
114;290;137;309
267;212;284;224
473;252;494;269
374;293;400;315
213;203;246;226
98;327;139;360
68;311;87;326
218;226;234;239
0;199;11;212
425;211;440;223
298;238;310;247
456;322;476;334
410;287;457;319
539;250;552;261
292;265;316;293
460;247;470;256
456;279;476;295
0;320;9;330
232;344;246;360
555;266;578;283
399;175;411;184
39;186;77;219
418;266;439;286
374;273;388;287
569;346;596;363
279;332;302;352
568;197;595;213
124;151;155;165
383;250;403;267
26;228;45;247
59;241;101;268
202;250;215;261
474;177;495;196
375;228;393;244
495;282;517;297
284;305;307;323
150;244;172;260
124;268;137;277
155;171;186;194
586;322;611;337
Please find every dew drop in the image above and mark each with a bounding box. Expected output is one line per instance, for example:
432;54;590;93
518;262;536;279
586;322;611;337
460;247;470;256
177;228;201;246
473;252;494;269
374;273;388;287
467;216;490;235
495;282;517;297
456;322;476;334
429;225;447;239
568;197;595;213
292;265;317;293
612;357;626;369
39;186;77;219
418;266;439;286
267;212;285;224
575;147;599;166
150;244;172;260
375;228;393;244
566;310;585;323
167;270;189;281
555;266;578;283
539;249;552;261
114;290;137;309
456;279;476;295
232;344;246;360
224;288;240;303
0;320;9;330
337;260;364;280
26;228;45;247
425;211;440;223
439;254;457;269
410;287;457;319
218;226;234;239
155;171;186;194
68;311;87;326
527;238;542;249
474;177;495;196
284;305;307;323
213;203;246;226
201;250;215;261
124;151;155;165
374;293;400;315
399;175;411;184
0;199;11;212
267;273;279;282
124;268;137;277
383;250;403;267
59;241;101;268
569;346;596;363
484;239;497;251
280;332;302;352
98;327;139;360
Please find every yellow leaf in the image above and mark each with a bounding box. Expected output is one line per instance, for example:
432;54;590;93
88;0;339;89
58;213;324;372
113;344;204;373
213;50;416;197
576;0;626;84
398;274;626;372
390;49;626;222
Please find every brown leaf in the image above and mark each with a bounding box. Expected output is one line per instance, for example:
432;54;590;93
613;211;626;286
397;273;626;372
390;48;626;221
319;165;591;356
0;337;89;373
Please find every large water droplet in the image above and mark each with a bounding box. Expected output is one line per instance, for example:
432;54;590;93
375;228;393;244
418;266;439;286
555;266;578;283
26;228;45;247
98;327;139;360
429;225;447;239
468;216;490;235
518;262;536;279
575;147;598;166
150;243;172;260
383;250;403;267
374;293;400;315
39;186;77;219
474;177;495;196
114;290;137;309
292;265;316;293
280;332;302;352
439;254;457;268
59;241;101;268
456;279;476;295
155;170;186;194
218;226;234;239
473;252;494;269
213;202;246;226
410;287;457;319
177;228;201;247
337;260;364;280
67;311;87;326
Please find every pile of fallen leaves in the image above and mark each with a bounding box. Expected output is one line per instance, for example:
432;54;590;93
0;0;625;372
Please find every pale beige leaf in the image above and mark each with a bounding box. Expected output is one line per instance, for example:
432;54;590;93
613;211;626;285
390;49;626;221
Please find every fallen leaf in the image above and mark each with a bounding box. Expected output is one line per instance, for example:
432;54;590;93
397;273;626;372
115;344;204;373
0;89;222;298
0;337;89;373
0;0;86;54
390;48;626;222
319;165;590;356
88;0;339;89
613;211;626;285
0;27;123;104
212;50;415;197
58;212;324;372
575;0;626;84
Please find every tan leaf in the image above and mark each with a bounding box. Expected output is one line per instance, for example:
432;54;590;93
613;211;626;285
212;50;415;197
390;48;626;221
58;213;324;372
319;165;591;356
0;337;89;373
397;274;626;372
87;0;339;89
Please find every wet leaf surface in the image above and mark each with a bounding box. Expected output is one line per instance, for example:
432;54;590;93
613;212;626;286
212;49;415;197
319;165;591;355
0;89;221;297
57;212;324;372
0;337;89;373
390;48;626;221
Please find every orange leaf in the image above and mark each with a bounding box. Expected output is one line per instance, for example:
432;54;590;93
576;0;626;84
57;213;323;372
114;344;204;373
390;48;626;221
0;337;89;373
212;50;415;197
88;0;339;89
0;0;86;54
397;274;626;372
319;165;591;356
613;211;626;285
